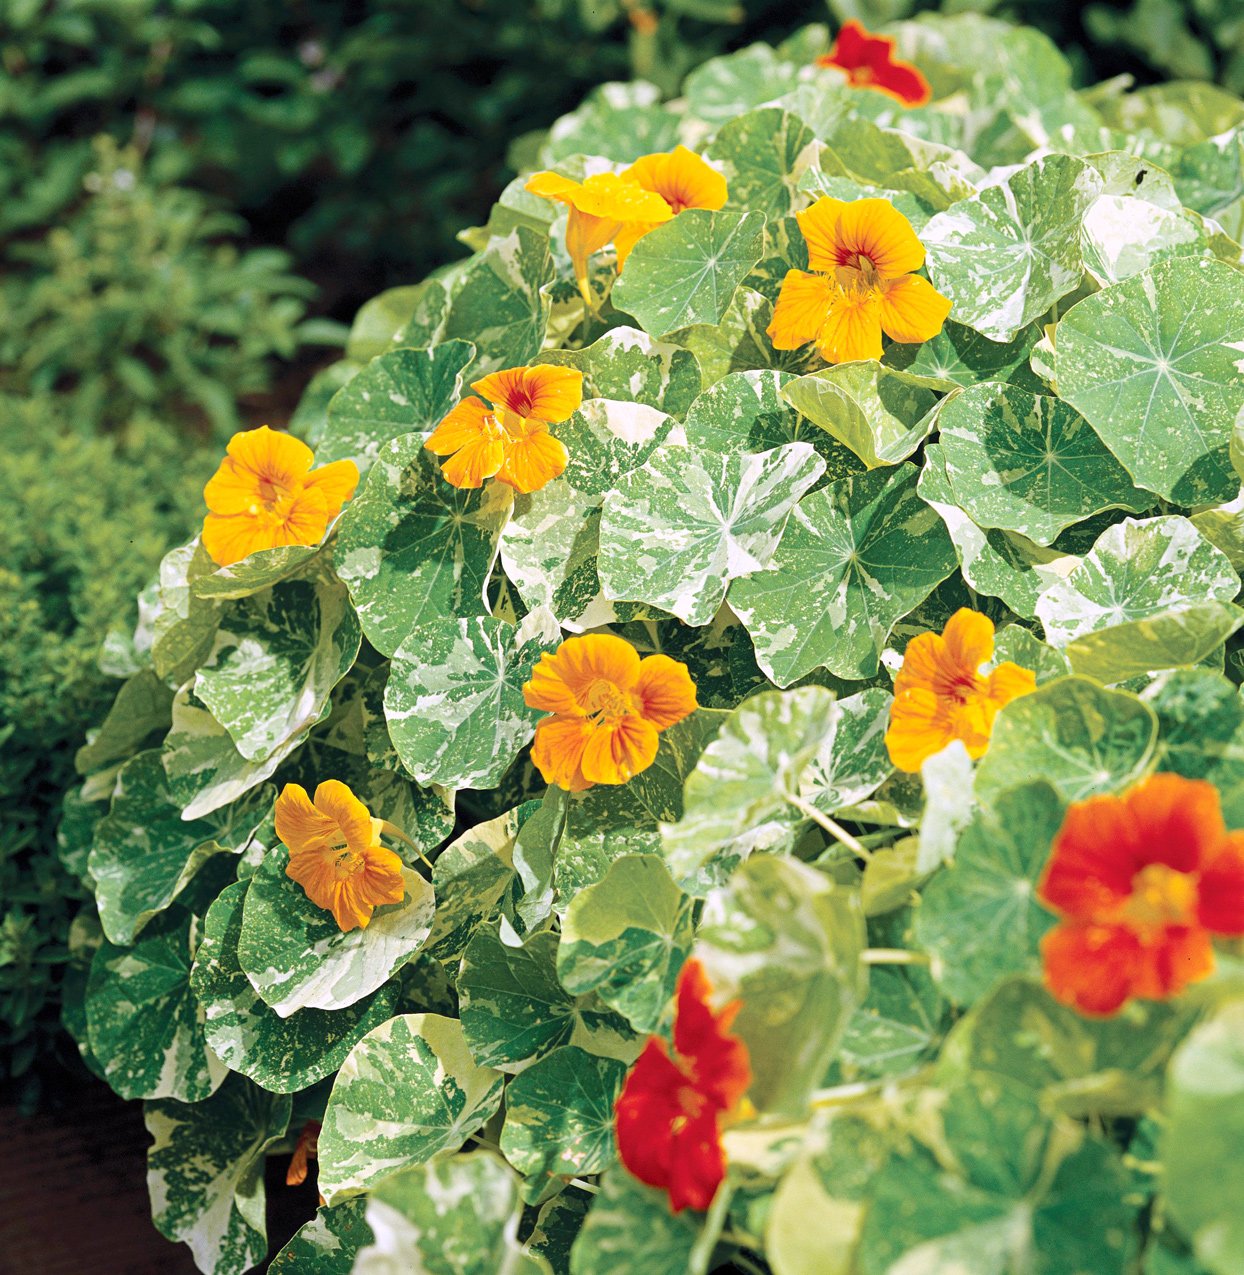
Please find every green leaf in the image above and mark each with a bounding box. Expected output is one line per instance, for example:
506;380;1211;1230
626;707;731;824
683;44;808;125
88;750;268;944
938;381;1149;545
1081;192;1212;286
357;1151;544;1275
191;881;402;1093
780;362;945;469
426;809;521;965
915;783;1062;1005
542;326;701;417
706;107;819;220
883;319;1044;390
75;668;173;777
832;958;947;1083
569;1170;699;1275
1163;999;1244;1275
149;540;221;688
976;676;1158;806
538;82;678;163
237;844;434;1016
599;442;824;626
922;154;1102;341
145;1075;292;1275
319;341;476;470
611;209;766;338
384;607;560;789
1036;516;1240;679
1055;257;1244;504
696;855;866;1114
558;855;695;1034
1174;128;1244;242
732;463;956;685
346;282;448;362
500;1045;628;1202
192;545;324;602
441;226;553;378
270;1199;371;1274
194;578;361;764
856;1076;1138;1275
318;1013;505;1202
334;433;511;657
86;909;225;1102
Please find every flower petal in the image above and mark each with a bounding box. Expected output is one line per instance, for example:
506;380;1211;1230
530;634;644;710
425;397;494;456
530;715;594;791
1198;831;1244;935
473;366;582;425
275;783;339;855
312;780;377;853
496;421;569;494
1133;924;1214;1001
440;436;506;489
878;273;952;344
673;960;751;1112
524;171;581;204
832;198;927;279
767;269;837;351
885;686;956;772
1039;794;1143;918
278;485;331;548
204;457;263;517
201;512;280;567
987;661;1037;710
302;459;360;521
816;291;884;364
580;714;659;785
1041;922;1143;1017
1122;772;1225;875
795;198;848;274
624;146;727;214
940;608;995;672
634;654;698;731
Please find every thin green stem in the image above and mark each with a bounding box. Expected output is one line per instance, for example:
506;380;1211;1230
380;820;434;870
788;795;872;861
689;1181;735;1273
862;948;931;967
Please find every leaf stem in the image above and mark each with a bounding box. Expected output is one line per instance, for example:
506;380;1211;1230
788;795;872;861
689;1180;735;1274
861;948;930;967
380;820;434;871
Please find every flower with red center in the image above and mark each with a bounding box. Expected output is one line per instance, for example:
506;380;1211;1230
201;426;358;567
885;608;1035;772
523;633;697;791
1038;772;1244;1016
274;780;406;932
615;959;752;1213
424;364;583;493
816;20;932;107
767;197;951;364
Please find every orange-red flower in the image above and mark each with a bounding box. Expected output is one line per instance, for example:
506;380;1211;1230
768;197;951;364
1038;773;1244;1017
202;426;358;567
615;959;752;1213
816;20;931;107
885;609;1035;772
273;780;406;932
424;364;583;493
285;1120;321;1188
523;633;697;791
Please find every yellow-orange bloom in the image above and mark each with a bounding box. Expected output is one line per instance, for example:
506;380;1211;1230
885;609;1035;772
202;426;358;567
523;634;697;791
613;146;728;266
767;197;951;364
273;780;405;932
526;169;673;301
425;364;583;493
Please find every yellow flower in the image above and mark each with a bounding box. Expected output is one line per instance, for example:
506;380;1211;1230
525;168;675;301
273;781;405;932
523;634;697;791
885;609;1036;773
767;197;951;364
613;145;729;264
425;364;583;493
202;426;358;567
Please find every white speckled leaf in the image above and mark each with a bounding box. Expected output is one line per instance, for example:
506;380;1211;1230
938;381;1149;545
318;1013;504;1202
86;909;226;1102
191;881;402;1093
319;341;476;471
145;1075;291;1275
612;209;767;338
1081;193;1211;286
150;540;221;688
801;687;894;815
683;43;809;125
707;107;819;220
334;433;512;657
269;1199;372;1275
237;845;434;1017
922;154;1102;341
426;809;521;965
598;441;825;626
1055;257;1244;503
731;463;956;685
780;362;945;469
542;326;701;417
385;606;560;790
884;319;1044;390
194;578;361;764
558;855;695;1034
568;1171;699;1275
89;749;269;944
193;545;323;602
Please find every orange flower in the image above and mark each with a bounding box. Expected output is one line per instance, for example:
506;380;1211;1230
816;20;932;107
614;145;728;265
202;426;358;567
285;1120;321;1188
525;169;673;301
767;197;951;364
273;781;406;932
885;609;1035;772
615;959;752;1213
424;364;583;493
1038;773;1244;1016
523;633;697;791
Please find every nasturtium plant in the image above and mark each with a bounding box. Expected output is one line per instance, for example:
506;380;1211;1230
67;14;1244;1275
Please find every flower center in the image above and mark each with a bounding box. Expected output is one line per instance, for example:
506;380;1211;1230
583;678;631;723
1120;863;1199;932
326;836;365;881
834;253;881;294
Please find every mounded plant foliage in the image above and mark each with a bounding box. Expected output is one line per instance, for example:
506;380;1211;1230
67;15;1244;1275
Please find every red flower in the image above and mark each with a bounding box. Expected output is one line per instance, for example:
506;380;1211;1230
1037;773;1244;1017
614;959;751;1213
816;20;932;107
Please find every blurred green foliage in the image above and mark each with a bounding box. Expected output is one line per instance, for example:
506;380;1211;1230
0;396;212;1106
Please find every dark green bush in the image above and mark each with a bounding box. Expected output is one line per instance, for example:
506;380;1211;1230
0;393;214;1105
